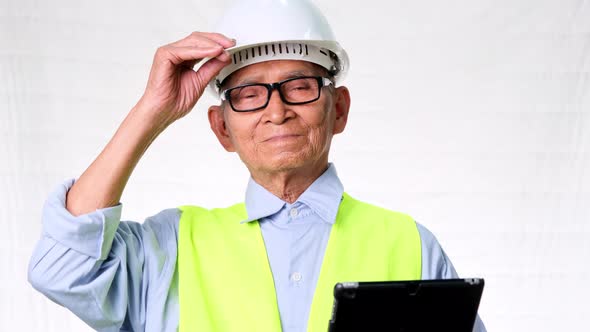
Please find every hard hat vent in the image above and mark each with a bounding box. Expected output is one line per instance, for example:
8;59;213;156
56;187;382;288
231;42;322;65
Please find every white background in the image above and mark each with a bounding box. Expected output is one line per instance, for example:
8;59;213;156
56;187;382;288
1;0;589;331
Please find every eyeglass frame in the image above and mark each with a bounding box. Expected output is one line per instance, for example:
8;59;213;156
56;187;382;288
219;76;334;112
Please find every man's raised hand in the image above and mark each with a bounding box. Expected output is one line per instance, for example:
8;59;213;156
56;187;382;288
137;32;235;125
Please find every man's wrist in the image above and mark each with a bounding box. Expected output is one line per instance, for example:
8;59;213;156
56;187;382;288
129;99;174;136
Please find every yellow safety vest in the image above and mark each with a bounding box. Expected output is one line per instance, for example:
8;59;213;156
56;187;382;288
178;192;422;332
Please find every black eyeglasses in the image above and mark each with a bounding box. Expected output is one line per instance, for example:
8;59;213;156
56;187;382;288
220;76;333;112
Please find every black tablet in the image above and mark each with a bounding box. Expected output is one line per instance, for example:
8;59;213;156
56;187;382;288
328;278;484;332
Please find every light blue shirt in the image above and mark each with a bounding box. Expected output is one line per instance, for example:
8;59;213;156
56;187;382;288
28;164;486;332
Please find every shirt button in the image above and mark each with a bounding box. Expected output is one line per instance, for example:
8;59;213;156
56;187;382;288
291;272;302;282
289;208;298;218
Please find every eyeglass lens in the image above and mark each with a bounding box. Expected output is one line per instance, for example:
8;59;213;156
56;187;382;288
228;77;320;112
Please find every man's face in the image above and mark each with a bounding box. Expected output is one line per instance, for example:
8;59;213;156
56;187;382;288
208;60;350;175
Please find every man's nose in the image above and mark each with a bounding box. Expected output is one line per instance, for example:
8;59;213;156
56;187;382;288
262;89;294;124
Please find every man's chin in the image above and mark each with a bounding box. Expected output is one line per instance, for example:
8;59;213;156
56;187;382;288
247;154;312;174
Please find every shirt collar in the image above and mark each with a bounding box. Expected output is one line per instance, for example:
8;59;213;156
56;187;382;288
241;163;344;224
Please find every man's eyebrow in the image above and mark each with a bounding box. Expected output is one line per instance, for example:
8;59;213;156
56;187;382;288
231;69;320;87
281;70;316;79
232;76;262;86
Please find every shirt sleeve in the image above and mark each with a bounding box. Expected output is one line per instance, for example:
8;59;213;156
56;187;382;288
416;223;487;332
27;179;180;332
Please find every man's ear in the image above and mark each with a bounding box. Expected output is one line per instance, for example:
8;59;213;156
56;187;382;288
332;86;350;135
208;104;236;152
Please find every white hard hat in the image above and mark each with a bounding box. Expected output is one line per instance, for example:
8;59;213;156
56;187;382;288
206;0;349;95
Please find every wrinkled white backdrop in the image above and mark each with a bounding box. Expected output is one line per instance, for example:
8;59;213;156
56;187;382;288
1;0;589;331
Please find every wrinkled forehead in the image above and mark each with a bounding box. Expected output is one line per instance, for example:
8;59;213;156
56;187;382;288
222;60;329;88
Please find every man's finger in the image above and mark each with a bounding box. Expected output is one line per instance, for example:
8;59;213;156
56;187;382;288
170;34;219;49
170;32;235;51
188;31;236;48
195;57;232;93
158;45;227;66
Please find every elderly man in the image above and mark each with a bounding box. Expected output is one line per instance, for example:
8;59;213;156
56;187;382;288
28;0;486;331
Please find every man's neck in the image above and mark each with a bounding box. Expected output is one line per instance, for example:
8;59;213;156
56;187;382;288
250;161;329;204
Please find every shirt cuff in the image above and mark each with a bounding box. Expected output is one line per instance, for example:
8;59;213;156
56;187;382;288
41;179;122;260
